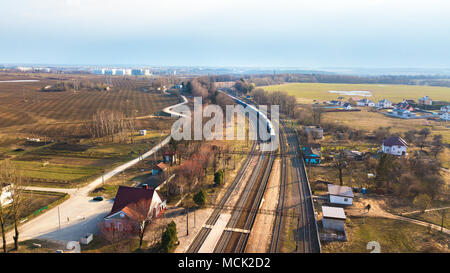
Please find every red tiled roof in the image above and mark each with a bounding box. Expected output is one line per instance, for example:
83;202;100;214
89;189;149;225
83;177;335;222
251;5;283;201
383;136;408;147
106;186;154;218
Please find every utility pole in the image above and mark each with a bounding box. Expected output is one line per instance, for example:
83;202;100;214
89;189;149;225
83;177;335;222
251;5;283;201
186;206;189;236
58;206;61;230
102;169;105;186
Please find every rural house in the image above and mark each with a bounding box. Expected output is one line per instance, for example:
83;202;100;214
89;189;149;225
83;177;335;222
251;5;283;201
342;103;352;110
328;184;354;206
377;99;392;108
440;105;450;113
152;162;169;176
382;136;408;156
356;98;376;107
104;186;166;231
321;206;346;232
418;96;432;106
440;112;450;121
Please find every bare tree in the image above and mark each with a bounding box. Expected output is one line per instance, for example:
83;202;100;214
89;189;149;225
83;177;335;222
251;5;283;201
0;181;7;253
127;199;155;250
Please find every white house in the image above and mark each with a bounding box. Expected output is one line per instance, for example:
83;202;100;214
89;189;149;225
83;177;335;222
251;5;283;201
322;206;346;232
377;99;392;108
440;105;450;113
357;98;376;107
139;130;147;136
328;184;354;206
0;184;13;207
418;96;432;105
440;112;450;121
382;136;408;156
342;103;352;110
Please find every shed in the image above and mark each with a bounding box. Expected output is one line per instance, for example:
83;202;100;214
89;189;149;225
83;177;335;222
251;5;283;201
322;206;346;232
328;184;354;205
139;130;147;136
152;162;168;176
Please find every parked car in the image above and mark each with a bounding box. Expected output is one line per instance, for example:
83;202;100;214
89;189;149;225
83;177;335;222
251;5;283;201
93;196;104;201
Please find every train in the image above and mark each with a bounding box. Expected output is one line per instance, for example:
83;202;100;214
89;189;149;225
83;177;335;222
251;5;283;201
221;91;276;142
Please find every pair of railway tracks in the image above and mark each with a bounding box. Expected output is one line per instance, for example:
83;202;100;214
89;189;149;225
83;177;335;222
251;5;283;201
270;123;320;253
214;142;275;253
186;140;258;253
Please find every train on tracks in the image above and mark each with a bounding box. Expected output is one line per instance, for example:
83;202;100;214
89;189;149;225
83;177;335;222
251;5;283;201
221;91;276;143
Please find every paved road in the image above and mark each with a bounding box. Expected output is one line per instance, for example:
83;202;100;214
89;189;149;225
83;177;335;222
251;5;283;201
5;97;188;244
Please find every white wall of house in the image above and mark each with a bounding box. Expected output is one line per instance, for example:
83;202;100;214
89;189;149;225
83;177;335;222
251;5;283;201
382;144;407;156
329;195;353;206
322;218;346;232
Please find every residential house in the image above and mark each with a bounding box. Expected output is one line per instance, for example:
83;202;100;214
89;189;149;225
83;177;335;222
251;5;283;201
152;162;169;176
440;105;450;113
104;186;166;231
163;151;177;164
377;99;392;108
0;183;12;207
395;100;414;111
382;136;408;156
418;96;432;106
356;98;376;107
303;145;322;165
440;112;450;121
322;206;346;232
328;184;354;206
392;108;415;118
329;100;341;106
342;103;352;110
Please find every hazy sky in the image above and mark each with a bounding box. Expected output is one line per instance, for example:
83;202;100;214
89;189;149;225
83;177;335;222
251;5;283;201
1;0;450;67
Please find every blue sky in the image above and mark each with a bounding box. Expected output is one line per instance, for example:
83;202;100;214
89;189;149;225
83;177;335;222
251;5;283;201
1;0;450;68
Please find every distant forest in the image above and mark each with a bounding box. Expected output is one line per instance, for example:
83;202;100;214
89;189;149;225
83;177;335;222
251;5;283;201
207;73;450;87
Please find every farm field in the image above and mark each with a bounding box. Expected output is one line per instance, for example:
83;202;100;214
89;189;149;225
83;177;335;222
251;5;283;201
263;83;450;104
0;73;179;188
321;109;450;144
321;217;449;253
0;73;179;130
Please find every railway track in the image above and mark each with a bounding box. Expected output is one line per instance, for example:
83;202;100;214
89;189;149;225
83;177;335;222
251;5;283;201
269;126;287;252
269;123;321;253
186;139;258;253
214;141;275;253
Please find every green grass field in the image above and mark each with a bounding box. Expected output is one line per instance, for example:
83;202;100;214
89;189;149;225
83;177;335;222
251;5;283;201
263;83;450;104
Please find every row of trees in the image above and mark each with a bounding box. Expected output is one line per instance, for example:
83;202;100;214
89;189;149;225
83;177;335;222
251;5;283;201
251;88;297;117
84;110;136;143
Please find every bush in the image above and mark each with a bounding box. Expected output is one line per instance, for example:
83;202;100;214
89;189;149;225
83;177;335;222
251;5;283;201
413;194;432;213
214;169;224;186
193;189;207;207
161;221;177;253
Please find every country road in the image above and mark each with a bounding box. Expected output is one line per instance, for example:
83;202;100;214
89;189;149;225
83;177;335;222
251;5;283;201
5;96;188;244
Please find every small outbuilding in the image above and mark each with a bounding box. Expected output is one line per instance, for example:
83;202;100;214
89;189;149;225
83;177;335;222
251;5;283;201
328;184;354;206
163;151;177;164
139;130;147;136
152;162;168;176
322;206;346;232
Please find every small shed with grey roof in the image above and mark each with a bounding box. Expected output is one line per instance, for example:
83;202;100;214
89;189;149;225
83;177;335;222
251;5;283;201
322;206;346;232
328;184;354;206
